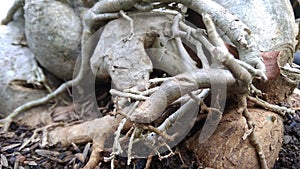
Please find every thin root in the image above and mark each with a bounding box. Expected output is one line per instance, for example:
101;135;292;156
247;96;295;116
0;79;76;132
119;10;134;41
110;89;148;100
240;95;268;169
145;152;154;169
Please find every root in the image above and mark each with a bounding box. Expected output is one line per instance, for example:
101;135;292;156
1;0;267;132
140;124;173;141
123;87;159;96
129;13;258;125
105;101;139;168
138;89;209;152
247;96;295;116
202;14;252;86
19;122;64;151
127;127;137;165
243;109;268;169
110;89;148;100
0;80;75;132
83;144;104;169
130;69;237;123
171;13;197;71
48;115;122;168
145;152;154;169
149;77;173;84
119;10;134;40
1;0;24;25
178;0;266;71
0;14;103;132
154;142;175;160
238;95;268;169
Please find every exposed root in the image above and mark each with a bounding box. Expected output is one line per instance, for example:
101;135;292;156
171;89;205;105
203;14;252;86
105;101;139;168
175;148;186;167
247;96;295;116
46;115;123;168
130;69;237;123
110;89;148;100
119;10;134;40
171;13;197;71
1;0;24;25
127;127;137;165
19;122;64;151
154;142;175;161
83;144;104;169
149;77;173;84
145;152;154;169
113;118;127;154
250;84;263;96
0;80;75;132
236;60;267;81
140;124;173;141
238;95;268;169
123;86;159;96
243;108;268;169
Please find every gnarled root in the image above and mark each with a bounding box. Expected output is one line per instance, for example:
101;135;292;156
130;69;237;123
48;115;123;168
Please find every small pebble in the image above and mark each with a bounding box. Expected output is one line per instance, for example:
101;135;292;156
283;135;292;144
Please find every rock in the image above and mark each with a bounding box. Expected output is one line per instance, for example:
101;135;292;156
284;135;293;144
24;0;82;80
0;11;51;126
185;108;283;169
213;0;297;104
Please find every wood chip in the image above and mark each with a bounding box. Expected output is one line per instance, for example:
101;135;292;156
15;155;26;163
1;143;20;152
83;142;91;162
0;154;8;167
71;142;81;153
75;153;85;163
24;161;37;166
35;149;60;157
0;131;15;138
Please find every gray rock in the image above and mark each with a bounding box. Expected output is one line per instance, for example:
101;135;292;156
213;0;296;64
0;12;48;120
24;0;82;80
